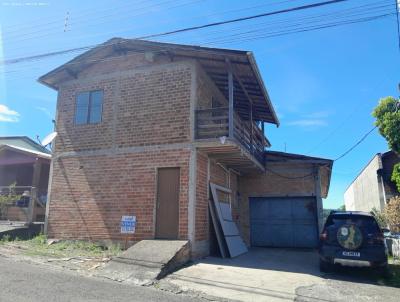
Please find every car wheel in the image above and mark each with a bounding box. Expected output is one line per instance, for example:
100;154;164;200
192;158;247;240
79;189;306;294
319;259;332;273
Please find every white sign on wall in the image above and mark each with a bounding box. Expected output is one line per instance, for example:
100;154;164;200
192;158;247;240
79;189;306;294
120;216;136;234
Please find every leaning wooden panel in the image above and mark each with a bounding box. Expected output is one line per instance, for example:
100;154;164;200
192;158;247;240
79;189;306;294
210;183;248;258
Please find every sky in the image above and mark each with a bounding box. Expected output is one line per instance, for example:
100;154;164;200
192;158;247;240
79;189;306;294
0;0;399;209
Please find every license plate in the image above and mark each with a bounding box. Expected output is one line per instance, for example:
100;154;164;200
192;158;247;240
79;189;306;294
342;251;360;257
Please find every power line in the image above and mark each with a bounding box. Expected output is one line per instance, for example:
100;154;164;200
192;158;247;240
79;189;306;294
1;10;394;80
395;0;400;51
334;126;378;162
0;0;348;66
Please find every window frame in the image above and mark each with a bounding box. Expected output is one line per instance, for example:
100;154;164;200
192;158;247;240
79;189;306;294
74;89;104;125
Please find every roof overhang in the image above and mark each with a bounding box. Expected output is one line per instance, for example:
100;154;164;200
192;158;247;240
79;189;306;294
0;144;51;160
38;38;279;125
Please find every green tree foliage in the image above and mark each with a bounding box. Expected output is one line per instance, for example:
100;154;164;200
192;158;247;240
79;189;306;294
392;163;400;192
372;96;400;153
373;96;400;192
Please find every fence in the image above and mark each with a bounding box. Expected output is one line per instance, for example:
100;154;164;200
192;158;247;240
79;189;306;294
0;186;46;223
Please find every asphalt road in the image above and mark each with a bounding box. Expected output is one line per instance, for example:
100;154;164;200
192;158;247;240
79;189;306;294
0;257;203;302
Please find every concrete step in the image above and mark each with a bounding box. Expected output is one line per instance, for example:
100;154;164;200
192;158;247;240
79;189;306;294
99;240;190;285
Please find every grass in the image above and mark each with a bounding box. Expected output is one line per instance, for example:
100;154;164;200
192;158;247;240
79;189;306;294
1;234;122;258
379;257;400;287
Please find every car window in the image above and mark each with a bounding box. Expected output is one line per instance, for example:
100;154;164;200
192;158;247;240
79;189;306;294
325;215;380;233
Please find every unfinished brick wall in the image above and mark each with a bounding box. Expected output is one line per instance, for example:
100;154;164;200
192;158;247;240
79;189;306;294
195;152;209;242
48;149;190;242
48;56;194;243
209;161;228;187
55;61;192;153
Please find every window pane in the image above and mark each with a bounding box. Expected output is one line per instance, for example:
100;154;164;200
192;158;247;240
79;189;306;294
75;92;89;124
89;90;103;124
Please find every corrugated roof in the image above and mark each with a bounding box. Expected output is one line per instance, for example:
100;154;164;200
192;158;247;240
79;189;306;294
0;136;51;156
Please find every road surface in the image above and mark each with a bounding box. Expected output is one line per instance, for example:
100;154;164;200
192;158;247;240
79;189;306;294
0;256;203;302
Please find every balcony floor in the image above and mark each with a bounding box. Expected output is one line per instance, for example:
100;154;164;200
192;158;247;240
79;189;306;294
194;137;265;174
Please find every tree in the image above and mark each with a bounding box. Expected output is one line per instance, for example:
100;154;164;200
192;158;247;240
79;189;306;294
337;205;346;211
372;96;400;192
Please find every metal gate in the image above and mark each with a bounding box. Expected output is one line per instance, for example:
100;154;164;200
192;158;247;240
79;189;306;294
250;197;318;248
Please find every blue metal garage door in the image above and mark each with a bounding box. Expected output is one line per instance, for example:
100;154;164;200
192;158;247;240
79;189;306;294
250;197;318;248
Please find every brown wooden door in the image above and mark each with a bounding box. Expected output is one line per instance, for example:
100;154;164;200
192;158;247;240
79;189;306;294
155;168;180;239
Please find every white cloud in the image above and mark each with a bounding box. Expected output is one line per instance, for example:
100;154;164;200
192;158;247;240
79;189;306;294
287;119;328;127
0;104;19;122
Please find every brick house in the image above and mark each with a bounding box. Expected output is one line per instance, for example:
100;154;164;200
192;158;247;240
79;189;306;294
0;136;51;222
39;39;332;257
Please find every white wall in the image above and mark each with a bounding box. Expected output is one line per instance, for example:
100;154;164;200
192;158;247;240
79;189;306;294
344;155;384;212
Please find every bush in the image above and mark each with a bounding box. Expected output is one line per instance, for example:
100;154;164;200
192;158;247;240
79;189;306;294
392;163;400;193
384;196;400;233
371;207;387;228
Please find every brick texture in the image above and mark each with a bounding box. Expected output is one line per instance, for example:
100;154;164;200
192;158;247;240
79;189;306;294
48;149;190;241
48;55;194;243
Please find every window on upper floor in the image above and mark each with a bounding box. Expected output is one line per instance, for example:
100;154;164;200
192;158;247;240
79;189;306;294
75;90;103;125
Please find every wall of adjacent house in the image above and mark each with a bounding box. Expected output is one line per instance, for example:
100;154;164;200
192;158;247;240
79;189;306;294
344;155;384;212
48;54;194;243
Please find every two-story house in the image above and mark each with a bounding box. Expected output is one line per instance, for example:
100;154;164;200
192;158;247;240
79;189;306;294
39;39;332;258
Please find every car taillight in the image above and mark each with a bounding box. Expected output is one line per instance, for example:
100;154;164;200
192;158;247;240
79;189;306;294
320;231;328;241
368;233;385;245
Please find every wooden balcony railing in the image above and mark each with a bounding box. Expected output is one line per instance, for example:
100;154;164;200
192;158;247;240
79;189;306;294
195;107;266;164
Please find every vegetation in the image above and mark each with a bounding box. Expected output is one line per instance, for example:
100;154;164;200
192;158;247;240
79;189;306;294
1;234;121;258
371;207;387;229
384;196;400;233
337;205;346;211
0;183;21;219
372;96;400;192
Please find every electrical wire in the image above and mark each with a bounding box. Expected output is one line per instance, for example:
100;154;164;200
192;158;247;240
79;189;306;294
0;0;349;66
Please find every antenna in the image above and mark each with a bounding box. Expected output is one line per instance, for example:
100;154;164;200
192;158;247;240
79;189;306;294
41;132;58;147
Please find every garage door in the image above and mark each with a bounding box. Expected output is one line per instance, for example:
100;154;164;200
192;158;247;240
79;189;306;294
250;197;318;248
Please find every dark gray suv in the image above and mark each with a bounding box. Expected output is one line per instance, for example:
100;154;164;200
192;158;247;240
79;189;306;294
319;211;387;272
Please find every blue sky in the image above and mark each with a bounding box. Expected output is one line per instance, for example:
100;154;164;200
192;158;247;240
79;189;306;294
0;0;399;209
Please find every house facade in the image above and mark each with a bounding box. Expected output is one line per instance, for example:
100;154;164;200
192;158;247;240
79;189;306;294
0;136;51;222
39;39;332;257
344;151;400;212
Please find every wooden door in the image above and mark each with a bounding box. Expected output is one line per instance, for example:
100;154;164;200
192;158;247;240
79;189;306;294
155;168;180;239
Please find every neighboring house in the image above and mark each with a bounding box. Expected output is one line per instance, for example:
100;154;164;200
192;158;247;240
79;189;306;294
0;136;51;222
344;151;400;212
39;39;332;257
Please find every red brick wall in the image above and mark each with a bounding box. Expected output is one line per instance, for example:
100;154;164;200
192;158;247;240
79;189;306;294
55;62;192;153
49;57;194;242
209;161;228;187
48;149;190;241
195;152;208;241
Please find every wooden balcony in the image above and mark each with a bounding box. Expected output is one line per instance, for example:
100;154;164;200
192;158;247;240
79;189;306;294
195;107;270;172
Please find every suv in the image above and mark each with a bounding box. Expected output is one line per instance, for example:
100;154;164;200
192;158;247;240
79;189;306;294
319;211;387;272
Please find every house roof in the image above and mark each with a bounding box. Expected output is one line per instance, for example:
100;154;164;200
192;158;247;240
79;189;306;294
265;150;333;198
38;38;279;125
0;136;51;159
